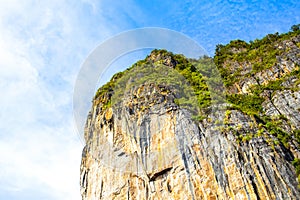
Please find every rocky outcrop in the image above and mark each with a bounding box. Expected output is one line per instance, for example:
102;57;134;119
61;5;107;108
80;34;300;199
224;35;300;94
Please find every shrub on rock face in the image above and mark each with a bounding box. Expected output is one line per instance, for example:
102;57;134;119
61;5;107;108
291;24;300;32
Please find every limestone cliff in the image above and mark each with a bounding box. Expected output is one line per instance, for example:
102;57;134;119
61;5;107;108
80;30;300;199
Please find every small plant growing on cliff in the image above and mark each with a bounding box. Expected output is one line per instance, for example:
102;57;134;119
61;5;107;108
292;158;300;187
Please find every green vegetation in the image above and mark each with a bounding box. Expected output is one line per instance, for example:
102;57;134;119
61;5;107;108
262;116;291;148
226;94;264;115
92;25;300;185
292;158;300;187
189;55;226;105
294;129;300;144
291;24;300;32
94;71;126;100
213;25;300;156
216;29;300;192
214;24;300;87
94;49;213;120
224;65;299;148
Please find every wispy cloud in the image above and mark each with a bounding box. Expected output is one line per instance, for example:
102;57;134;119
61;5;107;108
0;123;81;200
0;1;91;199
0;0;150;198
1;0;298;199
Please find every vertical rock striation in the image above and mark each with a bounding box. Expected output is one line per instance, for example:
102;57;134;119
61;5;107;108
80;33;300;199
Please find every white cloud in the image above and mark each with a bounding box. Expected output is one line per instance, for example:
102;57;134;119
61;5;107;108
0;0;298;197
0;0;150;199
0;123;82;200
0;1;86;199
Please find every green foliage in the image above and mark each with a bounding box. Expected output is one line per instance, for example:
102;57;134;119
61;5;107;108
294;129;300;144
242;134;253;142
102;100;111;110
214;40;249;66
191;115;206;121
94;26;300;156
226;94;264;115
293;158;300;174
292;158;300;187
224;66;299;148
216;25;300;150
94;49;212;120
265;121;290;148
291;24;300;32
92;26;300;186
249;66;300;96
214;24;300;87
94;71;126;100
253;115;292;148
149;50;212;112
190;56;225;105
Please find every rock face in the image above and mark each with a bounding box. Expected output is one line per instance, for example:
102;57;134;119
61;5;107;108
80;33;300;199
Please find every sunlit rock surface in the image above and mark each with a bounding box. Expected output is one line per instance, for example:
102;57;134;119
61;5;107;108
80;34;300;200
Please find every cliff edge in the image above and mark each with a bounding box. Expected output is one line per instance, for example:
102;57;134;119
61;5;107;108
80;29;300;199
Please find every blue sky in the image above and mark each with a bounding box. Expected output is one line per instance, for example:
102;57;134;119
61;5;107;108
0;0;299;199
